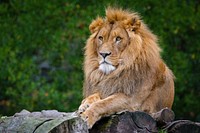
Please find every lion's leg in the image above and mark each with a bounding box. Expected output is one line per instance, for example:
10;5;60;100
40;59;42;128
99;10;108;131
78;93;101;114
80;93;135;128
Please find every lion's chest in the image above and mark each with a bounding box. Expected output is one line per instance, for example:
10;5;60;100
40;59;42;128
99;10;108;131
91;72;140;98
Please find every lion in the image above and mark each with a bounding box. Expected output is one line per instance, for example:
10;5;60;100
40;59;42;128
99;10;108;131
78;7;175;128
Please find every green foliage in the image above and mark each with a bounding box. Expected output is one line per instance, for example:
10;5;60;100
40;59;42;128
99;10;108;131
0;0;199;121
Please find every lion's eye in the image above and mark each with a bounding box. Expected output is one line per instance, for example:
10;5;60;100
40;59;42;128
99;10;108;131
98;36;103;41
116;36;122;43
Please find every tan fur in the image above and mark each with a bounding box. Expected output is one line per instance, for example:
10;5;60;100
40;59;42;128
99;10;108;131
78;7;175;128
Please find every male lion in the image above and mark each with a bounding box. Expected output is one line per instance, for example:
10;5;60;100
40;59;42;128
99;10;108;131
78;7;174;128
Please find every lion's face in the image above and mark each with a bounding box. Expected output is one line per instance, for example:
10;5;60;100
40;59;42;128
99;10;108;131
96;22;130;74
84;8;159;76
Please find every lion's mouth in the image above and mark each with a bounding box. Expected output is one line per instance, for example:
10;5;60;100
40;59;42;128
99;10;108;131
100;61;111;65
99;61;116;74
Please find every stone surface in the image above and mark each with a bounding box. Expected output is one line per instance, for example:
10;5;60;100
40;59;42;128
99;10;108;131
0;110;88;133
90;111;158;133
0;109;200;133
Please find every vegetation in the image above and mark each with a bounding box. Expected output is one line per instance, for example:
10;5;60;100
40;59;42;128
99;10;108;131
0;0;199;121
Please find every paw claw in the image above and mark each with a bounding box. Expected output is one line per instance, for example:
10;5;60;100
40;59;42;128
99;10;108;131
80;113;88;121
78;103;90;114
78;109;84;114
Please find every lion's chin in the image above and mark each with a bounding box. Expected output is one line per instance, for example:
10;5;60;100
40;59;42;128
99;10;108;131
99;63;116;74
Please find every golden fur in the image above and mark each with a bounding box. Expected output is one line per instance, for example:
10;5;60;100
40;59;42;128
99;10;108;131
78;7;175;128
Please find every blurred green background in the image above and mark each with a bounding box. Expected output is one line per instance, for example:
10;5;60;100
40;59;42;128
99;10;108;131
0;0;199;121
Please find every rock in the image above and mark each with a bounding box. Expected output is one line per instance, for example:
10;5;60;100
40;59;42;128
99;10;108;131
0;110;87;133
0;109;200;133
89;111;158;133
164;120;200;133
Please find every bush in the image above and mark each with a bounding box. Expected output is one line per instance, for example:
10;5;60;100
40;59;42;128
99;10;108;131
0;0;199;121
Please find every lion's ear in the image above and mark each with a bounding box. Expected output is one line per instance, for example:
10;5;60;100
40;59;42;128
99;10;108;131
89;17;104;33
124;17;141;32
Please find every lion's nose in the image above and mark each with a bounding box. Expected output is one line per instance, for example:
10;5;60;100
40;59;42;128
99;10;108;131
99;52;111;58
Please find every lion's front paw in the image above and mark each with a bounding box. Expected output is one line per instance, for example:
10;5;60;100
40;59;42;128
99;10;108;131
78;103;90;114
80;109;100;129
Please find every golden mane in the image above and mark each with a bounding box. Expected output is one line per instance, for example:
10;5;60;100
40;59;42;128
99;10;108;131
83;8;166;98
106;7;140;22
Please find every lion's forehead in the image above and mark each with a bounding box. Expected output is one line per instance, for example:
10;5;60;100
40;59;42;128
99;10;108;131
99;23;127;39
